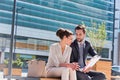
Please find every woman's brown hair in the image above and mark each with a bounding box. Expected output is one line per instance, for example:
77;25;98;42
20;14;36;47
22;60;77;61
56;28;73;39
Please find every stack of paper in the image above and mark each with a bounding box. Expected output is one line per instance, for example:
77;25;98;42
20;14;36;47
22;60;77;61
79;55;101;71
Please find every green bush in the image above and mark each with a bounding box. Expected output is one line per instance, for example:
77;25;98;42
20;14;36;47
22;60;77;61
4;58;23;68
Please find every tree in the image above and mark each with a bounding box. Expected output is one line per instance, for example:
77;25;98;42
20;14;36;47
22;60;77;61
86;22;107;55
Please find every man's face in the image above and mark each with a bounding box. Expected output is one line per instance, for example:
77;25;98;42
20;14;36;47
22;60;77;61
75;29;85;42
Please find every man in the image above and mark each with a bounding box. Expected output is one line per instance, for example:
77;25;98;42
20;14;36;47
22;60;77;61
70;25;106;80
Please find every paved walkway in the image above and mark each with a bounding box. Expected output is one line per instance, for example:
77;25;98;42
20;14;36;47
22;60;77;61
0;71;6;80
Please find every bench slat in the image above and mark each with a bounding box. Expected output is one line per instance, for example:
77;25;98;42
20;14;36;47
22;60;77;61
41;78;60;80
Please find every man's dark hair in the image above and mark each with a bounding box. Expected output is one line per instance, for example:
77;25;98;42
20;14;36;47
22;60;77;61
75;24;86;34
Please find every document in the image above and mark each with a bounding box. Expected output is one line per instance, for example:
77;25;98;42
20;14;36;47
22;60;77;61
78;55;101;71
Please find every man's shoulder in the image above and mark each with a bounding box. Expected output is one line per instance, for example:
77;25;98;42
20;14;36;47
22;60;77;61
71;40;77;46
85;40;90;44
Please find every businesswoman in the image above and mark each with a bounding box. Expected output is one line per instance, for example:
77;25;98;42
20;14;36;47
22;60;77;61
46;28;77;80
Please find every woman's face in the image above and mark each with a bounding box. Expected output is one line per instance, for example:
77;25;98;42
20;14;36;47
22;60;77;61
65;35;73;45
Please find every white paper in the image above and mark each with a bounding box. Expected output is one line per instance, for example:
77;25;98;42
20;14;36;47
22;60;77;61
78;55;101;71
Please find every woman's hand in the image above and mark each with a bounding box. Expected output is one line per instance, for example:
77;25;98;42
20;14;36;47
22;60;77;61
72;62;80;70
66;62;80;70
67;63;75;70
59;63;80;70
59;63;74;69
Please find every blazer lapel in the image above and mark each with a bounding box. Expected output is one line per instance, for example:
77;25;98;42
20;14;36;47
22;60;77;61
74;40;80;59
83;41;88;60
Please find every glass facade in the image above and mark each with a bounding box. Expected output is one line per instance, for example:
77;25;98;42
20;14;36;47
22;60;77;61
0;35;57;53
0;0;114;60
0;0;114;40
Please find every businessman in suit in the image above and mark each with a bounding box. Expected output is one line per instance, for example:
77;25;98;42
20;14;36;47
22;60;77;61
70;25;106;80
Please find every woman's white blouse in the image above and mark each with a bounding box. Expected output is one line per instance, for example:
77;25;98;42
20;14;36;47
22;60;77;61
46;43;72;71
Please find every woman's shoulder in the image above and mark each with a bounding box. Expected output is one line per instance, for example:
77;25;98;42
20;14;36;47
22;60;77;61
50;43;59;48
66;45;72;50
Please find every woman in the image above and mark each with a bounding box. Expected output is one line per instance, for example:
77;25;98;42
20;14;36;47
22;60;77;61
46;28;77;80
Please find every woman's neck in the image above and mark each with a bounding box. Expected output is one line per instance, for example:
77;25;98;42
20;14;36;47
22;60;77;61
60;41;66;54
60;41;66;47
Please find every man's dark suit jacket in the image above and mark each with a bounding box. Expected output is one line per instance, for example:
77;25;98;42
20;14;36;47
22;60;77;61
70;39;97;66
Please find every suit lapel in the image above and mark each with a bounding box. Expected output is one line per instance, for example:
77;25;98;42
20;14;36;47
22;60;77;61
74;40;80;59
83;41;88;60
83;41;86;55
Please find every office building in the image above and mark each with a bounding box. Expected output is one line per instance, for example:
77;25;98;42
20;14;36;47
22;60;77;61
0;0;115;63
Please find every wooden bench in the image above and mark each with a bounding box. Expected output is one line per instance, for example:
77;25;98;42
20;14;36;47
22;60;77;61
4;75;61;80
0;64;6;71
26;77;61;80
41;78;60;80
111;76;120;80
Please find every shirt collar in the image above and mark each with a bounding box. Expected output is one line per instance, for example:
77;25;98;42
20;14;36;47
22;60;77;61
77;39;85;45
